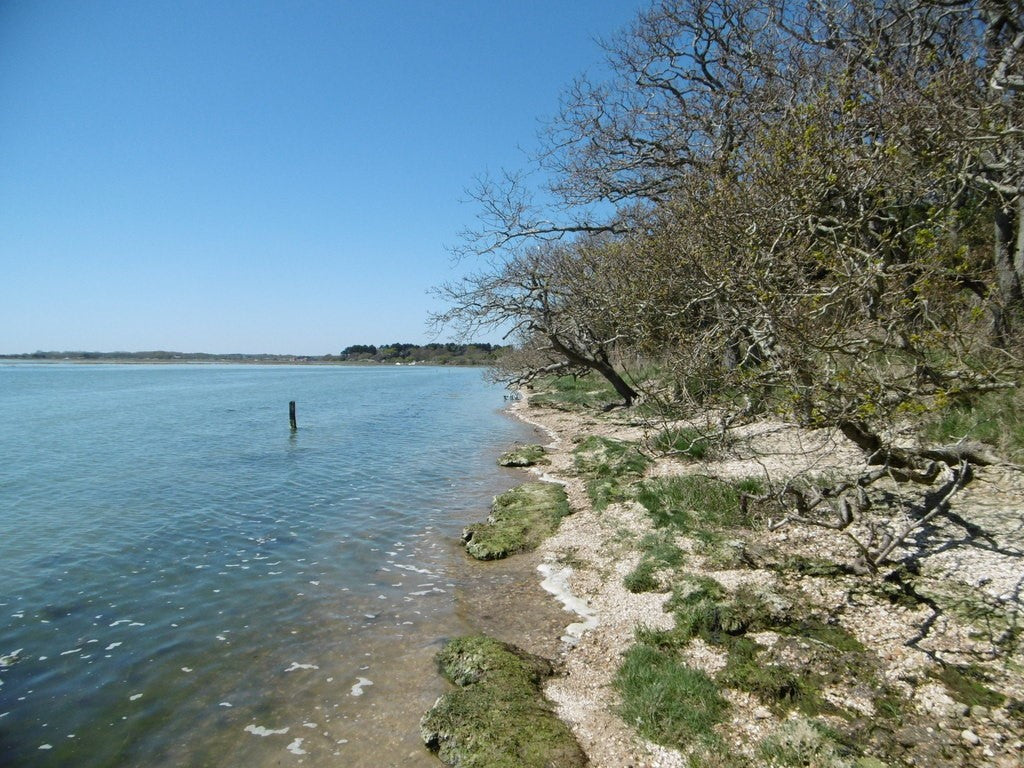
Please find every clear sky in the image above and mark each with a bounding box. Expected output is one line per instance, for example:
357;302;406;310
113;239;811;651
0;0;648;355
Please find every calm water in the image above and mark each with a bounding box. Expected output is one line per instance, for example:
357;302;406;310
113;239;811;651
0;364;537;767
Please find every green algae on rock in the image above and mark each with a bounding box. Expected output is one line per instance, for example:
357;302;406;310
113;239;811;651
462;482;571;560
421;635;586;768
497;444;548;467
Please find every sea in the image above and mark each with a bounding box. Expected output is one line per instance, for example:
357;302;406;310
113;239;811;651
0;363;546;767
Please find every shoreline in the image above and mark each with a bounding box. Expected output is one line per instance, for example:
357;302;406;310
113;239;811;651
496;394;1024;768
506;397;689;767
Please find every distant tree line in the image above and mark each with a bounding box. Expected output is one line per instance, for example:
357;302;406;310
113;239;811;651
1;351;305;362
338;342;504;364
2;344;504;365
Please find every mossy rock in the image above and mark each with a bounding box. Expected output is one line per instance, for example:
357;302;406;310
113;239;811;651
463;482;571;560
497;444;549;467
421;636;586;768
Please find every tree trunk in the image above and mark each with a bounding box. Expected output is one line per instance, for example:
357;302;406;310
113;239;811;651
547;334;639;405
591;359;640;406
993;200;1024;343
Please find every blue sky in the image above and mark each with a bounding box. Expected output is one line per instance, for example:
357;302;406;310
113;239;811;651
0;0;647;355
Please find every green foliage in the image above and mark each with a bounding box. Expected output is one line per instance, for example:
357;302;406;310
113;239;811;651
422;636;586;768
923;387;1024;460
614;644;728;748
341;341;504;364
463;482;570;560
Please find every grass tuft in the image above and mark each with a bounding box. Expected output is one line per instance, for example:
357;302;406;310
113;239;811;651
633;476;763;533
923;387;1024;460
623;532;686;593
573;436;652;510
930;663;1006;709
529;375;621;411
757;717;860;768
614;644;728;748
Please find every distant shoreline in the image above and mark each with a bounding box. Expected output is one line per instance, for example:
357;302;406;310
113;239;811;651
0;345;502;366
0;357;472;366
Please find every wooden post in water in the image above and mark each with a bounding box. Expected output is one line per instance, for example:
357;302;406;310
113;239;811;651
289;400;297;430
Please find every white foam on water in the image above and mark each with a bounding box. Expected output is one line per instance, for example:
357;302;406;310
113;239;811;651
219;702;232;707
245;724;289;737
38;744;52;750
391;563;433;575
60;648;82;656
350;677;373;696
537;563;599;644
286;737;306;755
181;667;193;673
408;588;445;596
129;694;142;701
285;662;319;672
104;642;122;651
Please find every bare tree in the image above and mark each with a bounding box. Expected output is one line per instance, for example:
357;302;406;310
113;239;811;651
432;239;641;405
